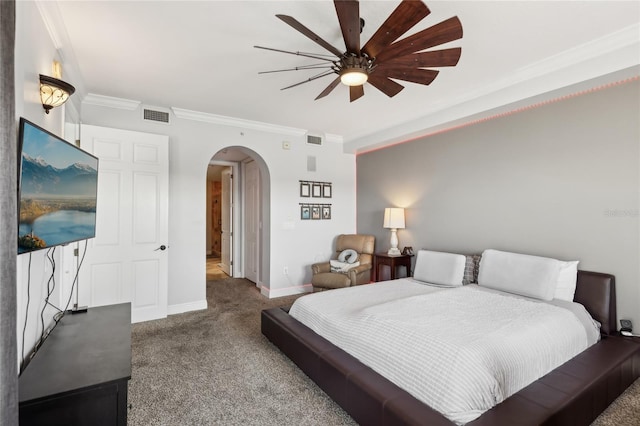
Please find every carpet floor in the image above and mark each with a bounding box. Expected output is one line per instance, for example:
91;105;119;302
128;278;639;425
128;278;354;425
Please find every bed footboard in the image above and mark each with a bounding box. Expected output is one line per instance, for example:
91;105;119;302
262;307;640;426
261;307;455;426
469;336;640;425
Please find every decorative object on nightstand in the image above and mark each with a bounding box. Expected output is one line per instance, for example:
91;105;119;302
383;207;405;255
621;319;635;337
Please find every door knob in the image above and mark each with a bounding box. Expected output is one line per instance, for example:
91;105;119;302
155;245;167;251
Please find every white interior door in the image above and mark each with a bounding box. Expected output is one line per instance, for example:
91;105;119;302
79;124;169;323
221;167;233;276
245;161;259;284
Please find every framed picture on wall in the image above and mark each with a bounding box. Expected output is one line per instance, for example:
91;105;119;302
312;183;322;198
300;182;310;197
301;205;310;220
322;183;332;198
311;205;321;220
322;205;331;220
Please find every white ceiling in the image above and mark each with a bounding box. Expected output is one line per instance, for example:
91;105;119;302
44;1;640;152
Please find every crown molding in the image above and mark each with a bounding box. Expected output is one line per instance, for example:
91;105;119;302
458;23;640;107
35;1;86;103
83;93;141;111
517;23;639;80
345;24;640;152
323;133;344;144
171;107;308;137
401;23;640;126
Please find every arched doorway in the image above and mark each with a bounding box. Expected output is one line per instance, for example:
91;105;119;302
205;146;270;290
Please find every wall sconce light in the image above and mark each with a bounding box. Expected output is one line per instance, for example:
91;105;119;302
39;74;75;114
383;207;405;256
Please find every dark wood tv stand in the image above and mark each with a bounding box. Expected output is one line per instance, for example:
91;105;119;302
19;303;132;425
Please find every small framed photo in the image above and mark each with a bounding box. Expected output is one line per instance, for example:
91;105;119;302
311;205;321;220
300;182;310;197
322;205;331;220
322;183;332;198
300;205;310;220
312;183;322;198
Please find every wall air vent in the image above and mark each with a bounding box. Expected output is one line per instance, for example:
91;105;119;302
143;108;170;124
306;135;322;146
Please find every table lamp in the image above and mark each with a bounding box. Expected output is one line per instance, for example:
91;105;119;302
383;207;405;256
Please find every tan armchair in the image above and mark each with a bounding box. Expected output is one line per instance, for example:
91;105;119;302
311;234;375;291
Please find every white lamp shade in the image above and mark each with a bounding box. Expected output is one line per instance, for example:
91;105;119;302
383;208;405;229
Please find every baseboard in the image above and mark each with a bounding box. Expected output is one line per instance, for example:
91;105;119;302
168;299;208;315
261;283;313;299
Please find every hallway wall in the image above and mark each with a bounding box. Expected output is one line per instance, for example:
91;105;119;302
80;102;357;311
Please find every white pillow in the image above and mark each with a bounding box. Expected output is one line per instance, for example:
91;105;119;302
330;260;360;273
554;260;579;301
477;249;561;301
413;250;466;287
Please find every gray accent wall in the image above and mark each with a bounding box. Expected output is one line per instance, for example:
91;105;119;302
357;79;639;327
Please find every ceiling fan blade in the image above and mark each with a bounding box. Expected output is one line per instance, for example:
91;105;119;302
259;65;334;75
277;14;344;58
349;84;364;102
362;0;430;59
254;45;337;62
281;70;336;90
379;47;461;69
374;67;439;86
334;0;361;54
315;76;342;100
367;74;404;98
375;16;463;64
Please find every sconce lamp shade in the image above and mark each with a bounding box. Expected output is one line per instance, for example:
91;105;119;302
39;74;75;114
383;208;405;255
383;208;405;229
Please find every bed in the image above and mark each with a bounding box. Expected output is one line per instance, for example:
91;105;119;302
262;250;640;425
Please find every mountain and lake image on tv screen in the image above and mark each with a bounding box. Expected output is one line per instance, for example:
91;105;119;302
18;120;98;254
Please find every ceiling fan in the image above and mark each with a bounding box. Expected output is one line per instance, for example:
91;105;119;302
255;0;463;102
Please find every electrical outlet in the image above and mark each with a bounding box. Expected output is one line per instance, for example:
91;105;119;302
283;266;288;275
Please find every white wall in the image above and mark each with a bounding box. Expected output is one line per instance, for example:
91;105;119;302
14;1;76;366
13;0;356;347
79;104;357;308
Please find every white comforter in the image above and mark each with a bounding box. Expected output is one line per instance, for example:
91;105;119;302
290;279;600;424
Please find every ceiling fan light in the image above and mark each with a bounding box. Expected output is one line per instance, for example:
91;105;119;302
340;69;368;87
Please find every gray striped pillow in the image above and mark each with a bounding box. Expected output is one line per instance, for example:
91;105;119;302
462;254;482;285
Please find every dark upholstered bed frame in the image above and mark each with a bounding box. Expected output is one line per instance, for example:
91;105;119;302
262;271;640;425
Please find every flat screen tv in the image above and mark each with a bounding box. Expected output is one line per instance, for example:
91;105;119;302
17;118;99;254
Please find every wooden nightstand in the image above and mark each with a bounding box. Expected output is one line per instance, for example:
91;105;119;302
373;253;414;282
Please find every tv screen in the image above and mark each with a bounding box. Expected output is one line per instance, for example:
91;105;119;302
18;118;99;254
